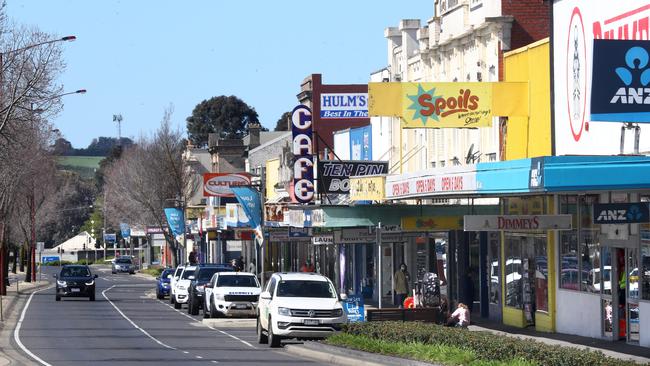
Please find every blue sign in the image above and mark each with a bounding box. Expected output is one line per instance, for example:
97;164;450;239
42;256;60;264
349;125;372;161
120;223;131;238
289;227;309;238
231;187;262;235
103;233;117;243
591;40;650;123
164;207;185;237
343;295;365;322
593;202;650;224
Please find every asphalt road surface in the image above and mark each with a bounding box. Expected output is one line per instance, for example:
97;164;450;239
14;265;326;365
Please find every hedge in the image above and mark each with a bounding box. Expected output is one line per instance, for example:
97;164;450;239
339;322;639;366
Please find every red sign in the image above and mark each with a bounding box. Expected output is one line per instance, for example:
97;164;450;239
203;173;251;197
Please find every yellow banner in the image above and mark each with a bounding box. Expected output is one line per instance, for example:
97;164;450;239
350;176;385;201
401;216;463;231
368;82;528;128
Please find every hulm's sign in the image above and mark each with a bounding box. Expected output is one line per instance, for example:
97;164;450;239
292;105;314;203
320;93;368;119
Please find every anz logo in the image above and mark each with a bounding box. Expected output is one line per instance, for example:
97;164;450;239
610;47;650;105
596;205;645;223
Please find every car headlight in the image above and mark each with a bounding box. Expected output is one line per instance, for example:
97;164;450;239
85;280;95;286
333;308;343;317
215;293;224;300
278;307;291;316
162;283;170;287
56;280;67;287
196;285;205;292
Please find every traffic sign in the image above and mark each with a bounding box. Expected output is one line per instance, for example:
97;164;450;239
36;242;44;252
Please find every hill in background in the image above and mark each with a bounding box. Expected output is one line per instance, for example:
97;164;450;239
52;136;134;156
56;156;104;179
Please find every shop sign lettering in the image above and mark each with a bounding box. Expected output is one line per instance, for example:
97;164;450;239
292;105;315;203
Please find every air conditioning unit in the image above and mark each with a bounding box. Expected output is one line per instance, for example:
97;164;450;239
200;198;207;205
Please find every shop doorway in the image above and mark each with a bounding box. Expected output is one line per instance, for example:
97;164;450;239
601;246;640;343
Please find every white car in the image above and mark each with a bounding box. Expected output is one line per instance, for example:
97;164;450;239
172;265;196;309
256;272;347;348
169;265;184;305
204;272;261;318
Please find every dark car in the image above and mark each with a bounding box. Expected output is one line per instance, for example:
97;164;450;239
187;264;234;315
112;256;135;274
156;268;174;299
54;265;98;301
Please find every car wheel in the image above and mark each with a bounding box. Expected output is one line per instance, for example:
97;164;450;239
111;271;116;274
55;295;61;301
170;294;175;304
90;293;95;301
257;316;268;344
129;271;135;275
156;292;164;300
174;300;182;309
210;298;220;318
268;317;281;348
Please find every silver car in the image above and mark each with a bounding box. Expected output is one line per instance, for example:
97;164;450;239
112;256;135;274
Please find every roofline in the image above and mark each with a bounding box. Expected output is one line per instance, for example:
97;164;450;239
249;132;291;154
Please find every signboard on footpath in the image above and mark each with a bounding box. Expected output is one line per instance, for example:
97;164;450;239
312;234;334;245
203;173;251;197
318;160;388;194
386;166;478;200
292;105;315;203
334;228;375;244
464;215;573;231
343;295;365;322
401;216;463;231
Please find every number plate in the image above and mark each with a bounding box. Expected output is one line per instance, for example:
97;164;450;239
303;319;319;325
234;304;247;309
70;288;81;293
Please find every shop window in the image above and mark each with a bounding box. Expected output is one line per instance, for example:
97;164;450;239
488;232;500;305
505;237;522;308
534;236;549;312
642;241;650;301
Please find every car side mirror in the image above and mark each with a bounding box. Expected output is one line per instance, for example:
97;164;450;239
188;275;195;280
167;274;172;279
94;274;98;279
340;293;348;301
260;291;271;300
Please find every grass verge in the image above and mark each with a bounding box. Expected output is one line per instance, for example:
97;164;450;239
326;333;534;366
141;267;164;277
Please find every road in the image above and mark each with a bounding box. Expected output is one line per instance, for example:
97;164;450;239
14;265;326;365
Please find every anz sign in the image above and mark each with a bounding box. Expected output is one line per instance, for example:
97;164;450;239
593;203;650;224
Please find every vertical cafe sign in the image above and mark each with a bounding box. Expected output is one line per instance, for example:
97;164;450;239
292;105;314;203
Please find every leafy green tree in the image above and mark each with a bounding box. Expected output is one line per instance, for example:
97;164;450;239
186;95;259;146
274;111;291;131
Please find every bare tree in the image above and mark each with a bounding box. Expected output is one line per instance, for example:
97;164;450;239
104;106;197;266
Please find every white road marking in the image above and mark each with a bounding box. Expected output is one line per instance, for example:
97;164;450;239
183;351;189;354
102;285;177;350
212;361;219;364
14;285;54;366
196;355;203;359
155;299;255;349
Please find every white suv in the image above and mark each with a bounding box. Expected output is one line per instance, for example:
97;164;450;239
172;265;196;309
256;272;346;347
204;272;261;318
169;265;184;305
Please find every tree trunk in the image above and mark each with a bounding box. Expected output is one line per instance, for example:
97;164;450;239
19;245;25;272
0;246;6;296
11;246;17;273
25;246;32;282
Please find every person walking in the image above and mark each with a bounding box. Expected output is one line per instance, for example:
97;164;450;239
394;263;410;308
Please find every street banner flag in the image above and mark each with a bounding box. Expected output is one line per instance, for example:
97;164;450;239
164;207;185;237
230;186;263;241
120;223;131;238
368;82;528;128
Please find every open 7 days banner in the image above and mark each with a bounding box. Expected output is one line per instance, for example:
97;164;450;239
368;82;528;128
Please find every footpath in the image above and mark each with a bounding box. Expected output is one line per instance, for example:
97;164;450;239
0;271;50;366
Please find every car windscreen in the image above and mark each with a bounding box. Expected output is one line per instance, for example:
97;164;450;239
217;275;259;287
161;269;174;278
198;267;228;282
115;258;132;264
276;280;335;298
61;267;90;277
181;270;195;279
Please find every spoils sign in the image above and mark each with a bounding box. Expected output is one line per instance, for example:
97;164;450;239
203;173;251;197
292;105;315;203
402;83;492;128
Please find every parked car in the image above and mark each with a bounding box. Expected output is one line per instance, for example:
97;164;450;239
54;265;98;301
112;256;135;274
256;272;346;348
204;271;260;318
156;268;175;299
169;265;185;305
172;265;197;309
187;264;234;315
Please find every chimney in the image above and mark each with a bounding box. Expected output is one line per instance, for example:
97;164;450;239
248;123;261;149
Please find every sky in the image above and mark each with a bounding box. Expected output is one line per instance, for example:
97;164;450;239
8;1;432;148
